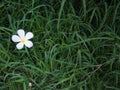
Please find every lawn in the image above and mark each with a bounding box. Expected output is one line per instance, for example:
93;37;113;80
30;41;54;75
0;0;120;90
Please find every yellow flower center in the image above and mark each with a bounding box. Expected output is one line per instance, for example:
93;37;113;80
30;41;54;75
20;39;26;43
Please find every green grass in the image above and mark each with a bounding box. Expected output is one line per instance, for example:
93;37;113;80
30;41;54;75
0;0;120;90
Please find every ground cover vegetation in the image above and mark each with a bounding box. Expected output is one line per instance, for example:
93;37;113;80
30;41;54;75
0;0;120;90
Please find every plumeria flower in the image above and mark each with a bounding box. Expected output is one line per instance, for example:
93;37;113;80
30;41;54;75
12;29;34;50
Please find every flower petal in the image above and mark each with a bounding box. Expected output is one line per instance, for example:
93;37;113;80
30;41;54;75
12;35;20;42
16;43;24;49
25;41;33;48
17;29;25;38
25;32;34;40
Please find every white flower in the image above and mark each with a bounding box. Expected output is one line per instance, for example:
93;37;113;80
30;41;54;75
28;82;32;87
12;29;34;50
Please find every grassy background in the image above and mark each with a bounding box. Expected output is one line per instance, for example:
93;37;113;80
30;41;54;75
0;0;120;90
